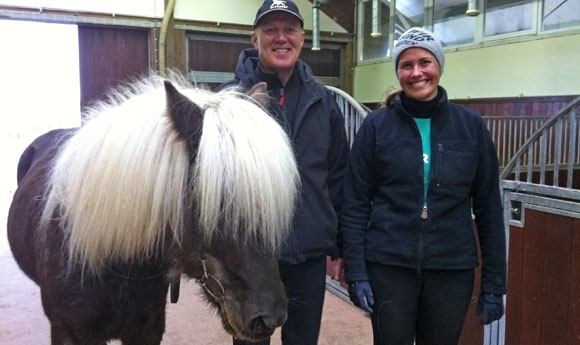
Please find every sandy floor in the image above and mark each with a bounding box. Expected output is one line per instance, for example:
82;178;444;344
0;191;372;345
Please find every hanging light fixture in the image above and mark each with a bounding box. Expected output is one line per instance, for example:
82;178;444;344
466;0;480;16
371;0;382;37
312;0;321;50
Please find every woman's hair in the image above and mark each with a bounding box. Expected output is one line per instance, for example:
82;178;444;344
382;87;403;107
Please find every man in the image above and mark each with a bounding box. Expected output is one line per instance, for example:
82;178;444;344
220;1;349;344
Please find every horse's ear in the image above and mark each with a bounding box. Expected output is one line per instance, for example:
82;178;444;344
164;81;203;147
247;82;270;108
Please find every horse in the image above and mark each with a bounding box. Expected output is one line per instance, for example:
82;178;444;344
7;72;300;345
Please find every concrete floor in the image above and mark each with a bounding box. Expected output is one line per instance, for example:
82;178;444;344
0;193;372;345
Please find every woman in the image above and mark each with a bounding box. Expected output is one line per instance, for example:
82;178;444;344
342;27;506;345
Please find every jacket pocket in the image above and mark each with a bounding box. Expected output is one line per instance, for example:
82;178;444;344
434;140;477;191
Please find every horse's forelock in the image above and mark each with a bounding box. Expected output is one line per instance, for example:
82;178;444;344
192;89;300;253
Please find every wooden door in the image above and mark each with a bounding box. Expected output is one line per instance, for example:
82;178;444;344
78;25;152;109
506;207;580;345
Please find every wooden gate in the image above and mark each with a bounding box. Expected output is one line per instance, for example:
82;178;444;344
497;96;580;345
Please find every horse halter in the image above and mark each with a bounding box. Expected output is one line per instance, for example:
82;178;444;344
196;258;226;304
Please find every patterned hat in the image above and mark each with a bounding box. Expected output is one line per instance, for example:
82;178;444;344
393;27;445;73
254;0;304;28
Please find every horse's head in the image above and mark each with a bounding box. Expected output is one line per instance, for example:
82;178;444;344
164;79;299;341
176;236;288;341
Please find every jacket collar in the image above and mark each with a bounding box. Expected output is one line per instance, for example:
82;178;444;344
394;85;448;120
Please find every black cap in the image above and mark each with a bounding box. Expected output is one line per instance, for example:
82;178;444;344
253;0;304;28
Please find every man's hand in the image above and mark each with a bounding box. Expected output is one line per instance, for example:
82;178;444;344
329;258;343;281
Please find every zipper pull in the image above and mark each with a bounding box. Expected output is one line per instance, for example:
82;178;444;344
421;203;428;220
279;88;285;106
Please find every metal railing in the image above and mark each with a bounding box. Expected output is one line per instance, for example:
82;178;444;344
484;116;552;169
500;96;580;192
326;86;370;147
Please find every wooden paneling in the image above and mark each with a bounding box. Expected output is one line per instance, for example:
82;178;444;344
454;96;576;117
78;25;151;108
506;209;580;345
187;34;344;87
569;227;580;345
188;38;251;72
165;27;186;74
301;48;341;76
506;223;524;345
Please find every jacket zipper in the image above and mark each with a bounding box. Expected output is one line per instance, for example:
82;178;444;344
421;202;428;220
279;88;285;106
419;140;429;274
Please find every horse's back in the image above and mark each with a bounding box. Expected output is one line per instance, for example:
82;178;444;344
8;128;75;282
16;128;76;184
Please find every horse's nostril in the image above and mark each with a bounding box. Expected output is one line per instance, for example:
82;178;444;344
251;315;278;335
252;316;267;334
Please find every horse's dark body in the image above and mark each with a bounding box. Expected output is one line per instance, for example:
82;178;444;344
7;77;299;345
11;135;169;343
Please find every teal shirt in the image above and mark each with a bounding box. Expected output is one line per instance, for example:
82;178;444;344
414;118;431;199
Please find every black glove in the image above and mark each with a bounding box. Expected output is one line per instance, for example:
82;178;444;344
347;280;374;313
477;293;504;325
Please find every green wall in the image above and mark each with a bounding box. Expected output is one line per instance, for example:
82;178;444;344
354;32;580;103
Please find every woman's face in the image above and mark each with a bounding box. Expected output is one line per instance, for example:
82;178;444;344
396;47;441;102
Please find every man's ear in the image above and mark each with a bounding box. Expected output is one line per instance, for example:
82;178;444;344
251;31;259;49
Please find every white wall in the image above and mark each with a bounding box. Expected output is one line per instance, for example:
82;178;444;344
0;0;165;17
0;21;81;244
0;0;347;33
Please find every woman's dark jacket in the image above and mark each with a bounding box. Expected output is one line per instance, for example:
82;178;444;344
220;48;349;264
342;87;506;295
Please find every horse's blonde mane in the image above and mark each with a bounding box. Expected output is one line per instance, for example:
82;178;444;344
41;72;299;274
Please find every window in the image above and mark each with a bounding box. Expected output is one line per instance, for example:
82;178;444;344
542;0;580;31
358;0;392;61
434;0;477;46
484;0;535;37
357;0;580;63
394;0;425;39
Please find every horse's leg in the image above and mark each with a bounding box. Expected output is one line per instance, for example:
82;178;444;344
119;311;166;345
117;278;168;345
49;324;106;345
49;323;73;345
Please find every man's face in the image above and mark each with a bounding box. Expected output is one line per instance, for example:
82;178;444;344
251;12;305;75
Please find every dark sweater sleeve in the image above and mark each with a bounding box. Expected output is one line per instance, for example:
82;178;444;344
471;116;508;295
341;110;379;282
325;92;350;259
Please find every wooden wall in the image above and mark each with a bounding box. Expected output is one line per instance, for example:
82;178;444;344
454;96;577;117
364;96;576;116
78;25;152;109
506;209;580;345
